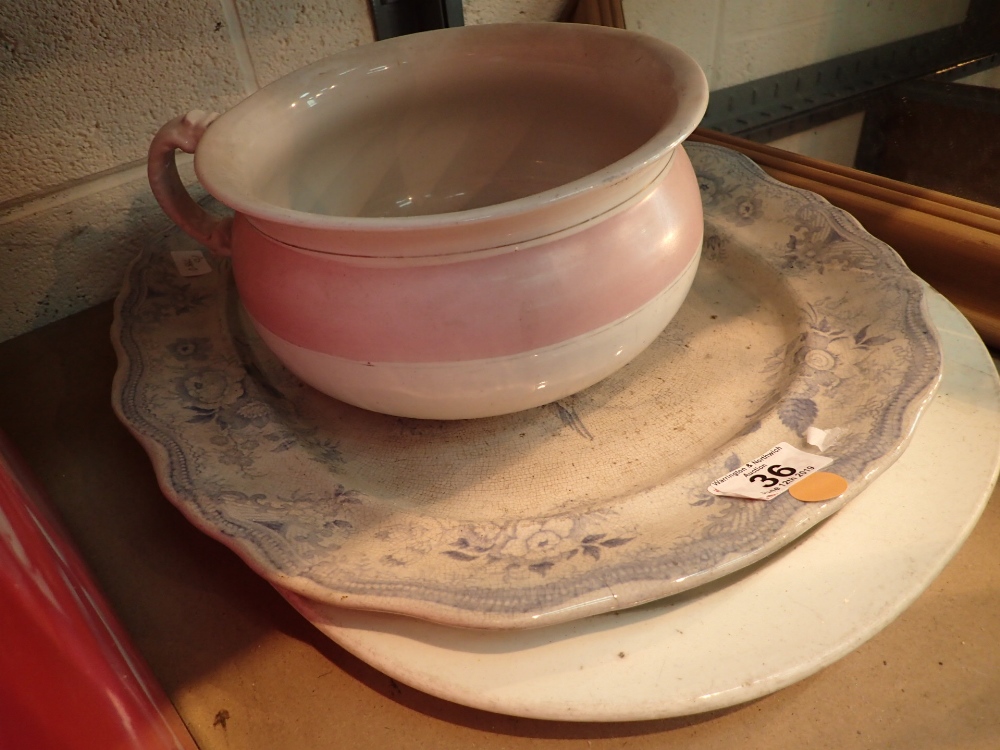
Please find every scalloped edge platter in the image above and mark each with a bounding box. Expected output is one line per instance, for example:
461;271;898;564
112;144;942;629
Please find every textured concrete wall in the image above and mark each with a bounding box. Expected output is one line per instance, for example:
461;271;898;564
0;0;372;342
464;0;564;25
0;0;569;342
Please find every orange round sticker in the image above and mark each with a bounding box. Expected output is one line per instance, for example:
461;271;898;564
789;471;848;502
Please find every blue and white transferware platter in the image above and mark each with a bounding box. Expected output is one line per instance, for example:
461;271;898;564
111;144;942;629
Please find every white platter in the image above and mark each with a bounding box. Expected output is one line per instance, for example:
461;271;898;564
283;290;1000;720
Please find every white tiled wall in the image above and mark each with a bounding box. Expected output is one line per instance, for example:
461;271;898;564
622;0;971;167
0;0;972;341
622;0;971;91
958;66;1000;89
765;112;866;165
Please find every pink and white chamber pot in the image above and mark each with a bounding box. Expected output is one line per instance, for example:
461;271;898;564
148;23;709;420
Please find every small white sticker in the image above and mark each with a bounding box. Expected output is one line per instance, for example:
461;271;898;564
708;442;834;501
171;249;213;277
805;425;843;452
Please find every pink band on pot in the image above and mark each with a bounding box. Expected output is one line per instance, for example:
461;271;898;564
231;148;703;363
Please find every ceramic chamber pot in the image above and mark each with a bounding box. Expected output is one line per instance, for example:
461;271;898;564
148;22;709;419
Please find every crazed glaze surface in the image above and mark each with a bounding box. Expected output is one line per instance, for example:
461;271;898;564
283;289;1000;720
114;144;942;630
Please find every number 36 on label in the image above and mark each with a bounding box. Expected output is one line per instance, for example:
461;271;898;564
707;442;834;501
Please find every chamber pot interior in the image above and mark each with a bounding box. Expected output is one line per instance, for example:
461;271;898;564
225;51;681;220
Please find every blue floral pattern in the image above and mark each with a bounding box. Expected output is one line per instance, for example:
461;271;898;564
111;144;941;629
